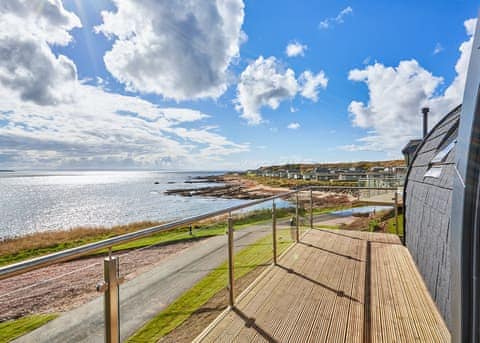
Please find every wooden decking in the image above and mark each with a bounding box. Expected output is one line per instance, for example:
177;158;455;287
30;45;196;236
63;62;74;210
195;229;450;342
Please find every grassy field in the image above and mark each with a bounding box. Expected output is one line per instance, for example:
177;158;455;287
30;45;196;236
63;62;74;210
385;213;404;235
0;208;296;267
0;314;58;343
0;208;297;342
242;174;358;188
127;227;297;342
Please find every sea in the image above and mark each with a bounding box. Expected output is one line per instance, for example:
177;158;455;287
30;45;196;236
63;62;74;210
0;170;287;239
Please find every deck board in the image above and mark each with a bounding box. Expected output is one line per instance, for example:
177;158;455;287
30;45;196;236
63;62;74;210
195;229;450;342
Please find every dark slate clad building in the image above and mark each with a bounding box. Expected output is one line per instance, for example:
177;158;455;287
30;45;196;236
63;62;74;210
401;139;422;166
404;104;461;329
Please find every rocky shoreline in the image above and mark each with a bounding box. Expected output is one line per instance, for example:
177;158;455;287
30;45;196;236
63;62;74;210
165;175;291;199
165;174;354;206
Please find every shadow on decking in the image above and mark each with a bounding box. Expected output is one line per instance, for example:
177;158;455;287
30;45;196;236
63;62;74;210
276;264;361;304
299;241;363;262
231;307;278;343
195;229;450;342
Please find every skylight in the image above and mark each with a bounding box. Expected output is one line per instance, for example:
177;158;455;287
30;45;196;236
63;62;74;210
431;140;457;164
424;166;443;178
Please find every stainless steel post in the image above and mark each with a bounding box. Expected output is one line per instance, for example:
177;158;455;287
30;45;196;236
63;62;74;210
295;193;299;242
310;189;313;229
394;191;399;236
272;201;277;265
227;214;235;307
103;257;120;343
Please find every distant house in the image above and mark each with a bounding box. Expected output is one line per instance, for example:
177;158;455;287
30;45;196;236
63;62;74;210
338;172;367;181
302;173;312;181
312;172;332;181
314;167;329;174
369;166;384;173
402;139;423;167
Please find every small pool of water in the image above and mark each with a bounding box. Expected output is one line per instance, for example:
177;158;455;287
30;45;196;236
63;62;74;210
331;205;393;217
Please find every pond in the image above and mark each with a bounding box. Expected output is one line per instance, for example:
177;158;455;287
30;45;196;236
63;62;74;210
331;205;393;217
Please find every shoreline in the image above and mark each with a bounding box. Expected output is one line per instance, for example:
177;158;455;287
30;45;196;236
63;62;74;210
165;173;356;203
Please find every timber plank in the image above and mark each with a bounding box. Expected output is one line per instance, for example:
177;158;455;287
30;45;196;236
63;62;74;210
196;229;450;342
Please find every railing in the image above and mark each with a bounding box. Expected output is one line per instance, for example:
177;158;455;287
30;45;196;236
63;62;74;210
0;186;400;342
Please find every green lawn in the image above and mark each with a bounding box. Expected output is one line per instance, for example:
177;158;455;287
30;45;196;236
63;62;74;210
0;208;297;342
0;208;296;267
127;227;298;342
385;213;404;235
0;314;58;343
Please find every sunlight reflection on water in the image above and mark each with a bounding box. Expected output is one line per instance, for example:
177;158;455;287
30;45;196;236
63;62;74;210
0;171;289;238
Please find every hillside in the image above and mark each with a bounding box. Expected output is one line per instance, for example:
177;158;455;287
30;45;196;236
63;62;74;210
255;159;405;172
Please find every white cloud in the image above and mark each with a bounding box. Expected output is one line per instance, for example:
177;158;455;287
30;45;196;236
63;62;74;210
286;41;307;57
319;6;353;30
235;56;298;125
0;0;248;169
287;122;300;130
346;18;475;154
235;56;328;124
95;0;245;101
0;0;81;105
433;43;444;55
299;70;328;101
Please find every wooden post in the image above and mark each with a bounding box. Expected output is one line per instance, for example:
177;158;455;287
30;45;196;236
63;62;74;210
227;214;234;307
310;189;313;229
394;191;399;237
103;257;120;343
272;201;277;265
295;193;299;242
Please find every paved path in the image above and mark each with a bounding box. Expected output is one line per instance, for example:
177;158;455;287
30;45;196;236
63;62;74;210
16;214;337;343
16;221;291;343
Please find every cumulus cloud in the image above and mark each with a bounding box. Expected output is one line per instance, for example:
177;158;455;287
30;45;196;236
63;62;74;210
319;6;353;30
95;0;245;101
287;122;300;130
286;41;307;57
235;56;328;124
0;0;81;105
299;70;328;101
345;18;475;153
0;0;248;169
235;56;298;125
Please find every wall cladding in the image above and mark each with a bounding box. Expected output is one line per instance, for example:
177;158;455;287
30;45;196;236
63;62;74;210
405;105;461;329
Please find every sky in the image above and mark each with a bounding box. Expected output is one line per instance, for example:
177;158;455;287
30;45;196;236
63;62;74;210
0;0;477;170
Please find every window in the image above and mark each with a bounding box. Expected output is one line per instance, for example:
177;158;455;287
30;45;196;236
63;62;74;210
424;139;457;179
424;166;443;178
431;140;457;164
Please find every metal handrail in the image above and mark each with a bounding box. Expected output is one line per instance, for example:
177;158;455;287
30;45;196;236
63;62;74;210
0;189;301;281
0;184;401;342
310;186;398;190
0;185;401;281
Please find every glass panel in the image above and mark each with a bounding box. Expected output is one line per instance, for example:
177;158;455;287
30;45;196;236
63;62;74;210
431;140;457;163
424;166;443;178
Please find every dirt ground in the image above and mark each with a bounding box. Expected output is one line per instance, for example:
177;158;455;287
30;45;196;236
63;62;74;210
159;264;269;343
0;240;199;321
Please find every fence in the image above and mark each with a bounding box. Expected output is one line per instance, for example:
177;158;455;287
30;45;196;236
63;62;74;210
0;186;399;342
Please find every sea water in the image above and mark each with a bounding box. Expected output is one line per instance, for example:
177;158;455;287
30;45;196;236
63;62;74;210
0;170;288;239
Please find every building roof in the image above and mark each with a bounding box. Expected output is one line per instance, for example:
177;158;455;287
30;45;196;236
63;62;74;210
401;139;423;155
404;104;461;329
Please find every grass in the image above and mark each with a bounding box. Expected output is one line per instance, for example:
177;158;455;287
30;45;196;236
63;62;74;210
0;314;58;343
0;208;296;267
126;227;297;342
385;213;404;235
242;174;358;188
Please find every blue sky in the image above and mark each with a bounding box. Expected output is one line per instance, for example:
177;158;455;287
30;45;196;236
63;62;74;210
0;0;477;170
